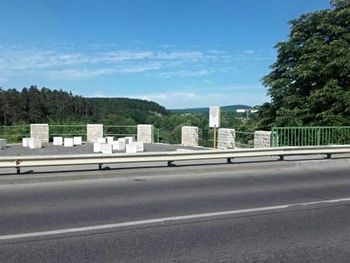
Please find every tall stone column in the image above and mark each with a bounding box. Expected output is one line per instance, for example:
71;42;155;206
30;124;49;143
137;124;154;143
218;128;235;149
181;126;199;147
87;124;103;143
254;131;272;148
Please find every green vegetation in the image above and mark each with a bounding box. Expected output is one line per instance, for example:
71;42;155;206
0;86;255;144
259;0;350;129
0;86;167;126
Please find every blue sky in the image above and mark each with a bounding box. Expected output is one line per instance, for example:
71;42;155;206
0;0;330;108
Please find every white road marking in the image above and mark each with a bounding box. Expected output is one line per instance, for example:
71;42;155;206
1;197;350;241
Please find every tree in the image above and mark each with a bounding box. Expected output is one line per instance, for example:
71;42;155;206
259;0;350;129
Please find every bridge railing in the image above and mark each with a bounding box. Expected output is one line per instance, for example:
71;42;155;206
49;125;87;141
271;126;350;147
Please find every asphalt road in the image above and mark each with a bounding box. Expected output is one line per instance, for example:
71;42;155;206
0;157;350;262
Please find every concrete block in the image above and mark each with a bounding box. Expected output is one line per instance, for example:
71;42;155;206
181;126;199;147
126;143;137;153
64;138;74;147
22;138;31;147
137;124;154;143
112;139;126;151
97;137;107;143
93;142;101;153
106;136;114;144
100;143;113;154
53;137;63;146
135;142;144;152
73;136;82;146
218;128;235;149
87;124;103;143
30;124;49;144
0;139;6;150
29;138;42;149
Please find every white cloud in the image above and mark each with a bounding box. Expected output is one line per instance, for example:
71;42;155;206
130;88;268;108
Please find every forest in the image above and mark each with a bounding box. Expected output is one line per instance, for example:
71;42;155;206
0;86;254;144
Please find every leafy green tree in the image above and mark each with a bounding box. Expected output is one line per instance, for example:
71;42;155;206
260;0;350;129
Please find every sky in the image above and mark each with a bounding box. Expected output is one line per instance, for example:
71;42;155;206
0;0;330;109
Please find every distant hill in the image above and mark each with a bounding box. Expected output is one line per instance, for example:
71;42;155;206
170;104;252;113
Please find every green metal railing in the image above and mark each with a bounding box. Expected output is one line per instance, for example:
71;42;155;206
103;125;137;139
271;126;350;147
49;125;87;141
104;125;161;143
235;130;255;148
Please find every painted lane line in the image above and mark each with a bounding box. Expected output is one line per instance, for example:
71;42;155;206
1;197;350;241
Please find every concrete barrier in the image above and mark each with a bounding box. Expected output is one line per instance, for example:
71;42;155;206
0;139;6;150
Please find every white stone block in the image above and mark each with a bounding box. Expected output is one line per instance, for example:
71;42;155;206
87;124;103;143
73;136;82;145
97;137;107;143
29;138;42;149
100;143;113;154
0;139;6;150
22;138;31;147
93;142;101;153
126;143;137;153
112;139;126;151
64;138;74;147
137;124;154;143
53;137;63;146
135;142;144;152
106;136;114;144
30;124;49;144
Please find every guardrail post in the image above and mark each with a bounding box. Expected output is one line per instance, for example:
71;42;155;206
167;161;176;167
227;158;233;164
279;155;284;161
326;153;332;159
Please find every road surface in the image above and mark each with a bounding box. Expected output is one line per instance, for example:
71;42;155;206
0;157;350;262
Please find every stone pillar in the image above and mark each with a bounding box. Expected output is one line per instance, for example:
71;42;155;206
87;124;103;143
30;124;49;144
218;128;235;149
254;131;272;148
137;124;154;143
181;126;199;147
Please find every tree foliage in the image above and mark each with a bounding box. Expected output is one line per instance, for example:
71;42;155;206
0;86;167;125
259;0;350;129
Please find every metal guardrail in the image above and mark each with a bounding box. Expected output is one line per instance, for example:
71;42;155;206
1;145;349;174
271;126;350;147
